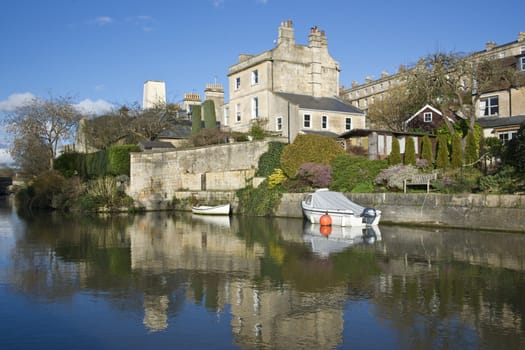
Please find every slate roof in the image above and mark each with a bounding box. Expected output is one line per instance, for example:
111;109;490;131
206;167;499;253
157;120;192;139
138;141;175;150
275;92;364;114
476;115;525;128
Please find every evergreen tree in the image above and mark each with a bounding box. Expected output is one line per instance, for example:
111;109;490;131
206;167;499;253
404;137;416;165
421;135;433;167
389;137;402;165
465;131;479;165
504;123;525;173
451;133;463;168
436;134;450;169
191;105;202;135
202;100;217;129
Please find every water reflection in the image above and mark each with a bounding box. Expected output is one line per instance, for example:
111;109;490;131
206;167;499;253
2;201;525;349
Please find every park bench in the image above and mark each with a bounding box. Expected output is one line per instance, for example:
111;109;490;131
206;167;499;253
403;173;437;193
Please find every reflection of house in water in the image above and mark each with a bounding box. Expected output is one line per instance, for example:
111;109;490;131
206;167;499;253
127;213;349;348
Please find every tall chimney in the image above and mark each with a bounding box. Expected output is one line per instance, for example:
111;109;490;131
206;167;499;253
277;19;295;46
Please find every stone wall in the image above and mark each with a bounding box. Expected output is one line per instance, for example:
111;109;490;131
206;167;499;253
128;140;271;210
171;191;525;232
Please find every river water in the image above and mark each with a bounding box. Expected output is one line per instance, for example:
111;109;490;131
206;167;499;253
1;197;525;349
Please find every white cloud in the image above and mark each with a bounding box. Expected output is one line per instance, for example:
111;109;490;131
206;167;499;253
0;93;35;113
74;99;114;116
0;148;13;165
93;16;113;26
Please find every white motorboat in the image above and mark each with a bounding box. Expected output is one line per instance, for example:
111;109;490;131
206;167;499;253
192;203;231;215
301;189;381;226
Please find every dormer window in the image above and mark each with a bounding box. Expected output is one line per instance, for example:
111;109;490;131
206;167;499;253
424;112;432;122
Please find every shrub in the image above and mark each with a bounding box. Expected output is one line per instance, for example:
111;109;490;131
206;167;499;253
450;134;463;169
236;181;283;216
192;128;228;146
404;137;416;165
435;134;450;169
54;152;83;177
420;135;433;166
268;168;287;188
464;131;479;165
249;123;266;140
107;145;140;176
256;142;285;177
280;134;345;178
503;123;525;173
331;154;388;193
297;163;332;188
191;105;202;135
202;100;217;129
389;138;401;165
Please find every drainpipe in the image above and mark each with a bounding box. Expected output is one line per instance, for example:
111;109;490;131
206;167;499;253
287;101;291;144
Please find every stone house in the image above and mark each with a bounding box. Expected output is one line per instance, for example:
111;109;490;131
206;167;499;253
222;20;366;142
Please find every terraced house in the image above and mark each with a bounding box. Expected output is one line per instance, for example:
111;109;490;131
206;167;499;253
222;20;365;142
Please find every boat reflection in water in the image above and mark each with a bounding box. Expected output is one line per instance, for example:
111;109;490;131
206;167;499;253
303;223;381;257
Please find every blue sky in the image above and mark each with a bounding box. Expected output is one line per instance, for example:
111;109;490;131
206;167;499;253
0;0;523;163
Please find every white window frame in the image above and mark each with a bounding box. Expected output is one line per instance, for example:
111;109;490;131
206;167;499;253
235;77;241;90
321;115;328;129
424;112;432;122
480;96;499;116
235;103;241;123
251;70;259;85
251;97;259;119
303;114;311;128
345;117;352;131
276;116;283;131
520;56;525;71
499;130;518;144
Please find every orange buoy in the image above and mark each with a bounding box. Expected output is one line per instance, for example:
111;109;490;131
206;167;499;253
319;212;332;226
319;225;332;237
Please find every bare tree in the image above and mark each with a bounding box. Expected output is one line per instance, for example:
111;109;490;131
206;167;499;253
367;84;412;131
4;96;82;175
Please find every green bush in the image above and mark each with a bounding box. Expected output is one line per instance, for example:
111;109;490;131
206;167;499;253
389;138;401;165
191;105;202;135
54;152;84;177
331;154;388;193
420;135;433;166
256;142;286;176
108;145;140;176
236;181;283;216
280;134;345;178
504;123;525;173
404;137;416;165
435;134;450;169
202;100;217;129
451;134;463;169
465;131;479;165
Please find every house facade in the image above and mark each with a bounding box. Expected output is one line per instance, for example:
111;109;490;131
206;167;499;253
223;20;365;142
405;104;462;132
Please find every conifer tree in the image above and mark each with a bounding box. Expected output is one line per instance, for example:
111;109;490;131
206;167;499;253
420;135;433;167
191;105;202;135
389;137;402;165
436;134;450;169
404;137;416;165
465;132;479;165
202;100;217;129
451;133;463;168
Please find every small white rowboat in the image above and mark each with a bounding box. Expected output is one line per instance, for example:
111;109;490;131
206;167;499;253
192;203;231;216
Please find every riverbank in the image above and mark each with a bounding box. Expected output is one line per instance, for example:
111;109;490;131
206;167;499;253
172;191;525;232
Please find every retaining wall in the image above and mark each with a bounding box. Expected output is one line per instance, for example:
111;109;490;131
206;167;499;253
173;191;525;232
